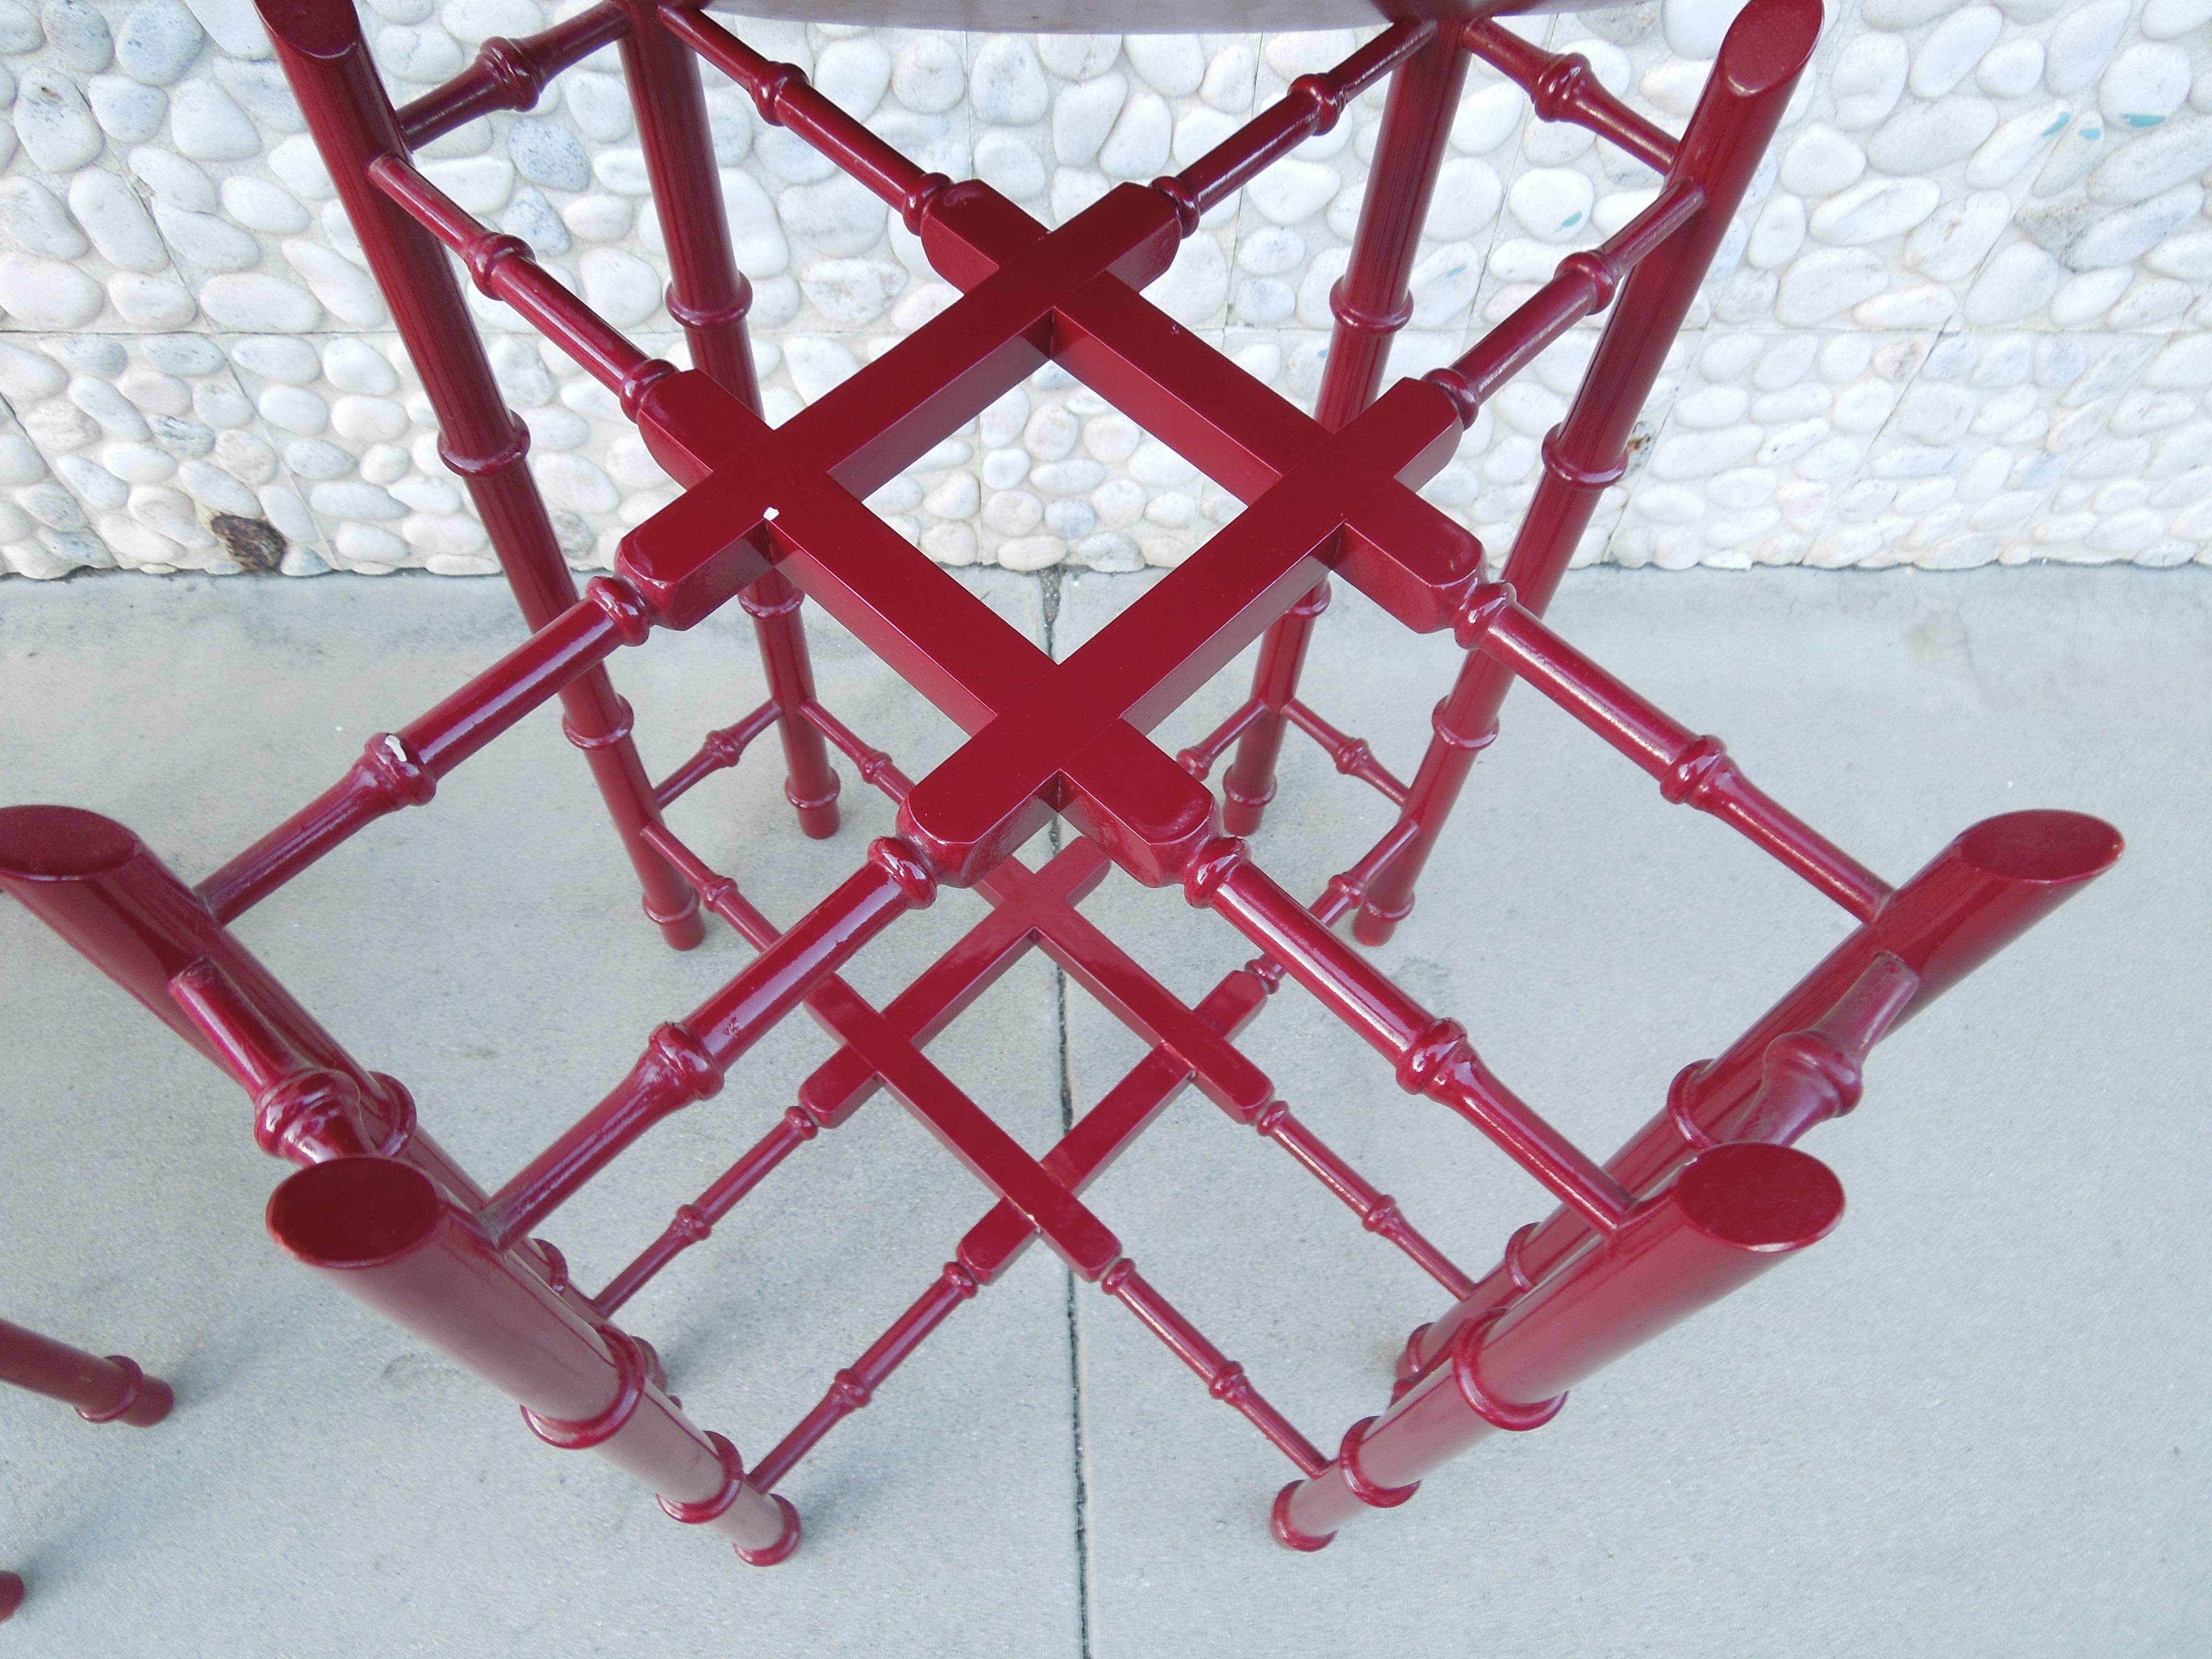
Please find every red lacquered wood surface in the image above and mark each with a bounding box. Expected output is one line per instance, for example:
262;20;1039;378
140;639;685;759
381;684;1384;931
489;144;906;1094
0;1318;173;1428
0;1316;177;1623
713;0;1585;30
0;0;2122;1569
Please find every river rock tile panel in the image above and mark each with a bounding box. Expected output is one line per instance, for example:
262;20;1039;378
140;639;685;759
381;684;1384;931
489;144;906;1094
0;3;2206;579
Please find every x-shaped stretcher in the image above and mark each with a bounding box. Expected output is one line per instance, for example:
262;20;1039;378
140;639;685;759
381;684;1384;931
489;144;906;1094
0;0;2118;1565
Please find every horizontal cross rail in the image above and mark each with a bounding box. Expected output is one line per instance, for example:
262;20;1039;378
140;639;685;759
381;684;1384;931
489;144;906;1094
1426;179;1705;427
750;1261;979;1490
372;153;670;408
396;1;629;148
1179;697;1266;779
1190;841;1634;1235
1104;1260;1329;1476
1463;20;1681;176
661;3;938;224
479;838;935;1246
1310;817;1422;934
1284;700;1411;807
592;1103;818;1316
802;698;915;802
653;700;781;810
1164;22;1431;223
1253;1099;1478;1301
197;577;653;922
1457;582;1891;919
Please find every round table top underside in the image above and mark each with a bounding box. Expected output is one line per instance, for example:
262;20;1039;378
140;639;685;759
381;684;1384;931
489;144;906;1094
712;0;1592;33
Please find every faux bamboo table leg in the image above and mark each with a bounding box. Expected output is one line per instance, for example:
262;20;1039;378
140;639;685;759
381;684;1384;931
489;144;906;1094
1221;24;1469;833
269;1157;798;1563
1355;0;1820;944
0;1317;176;1623
262;0;704;949
620;0;842;839
1277;1142;1843;1549
0;1318;173;1427
0;0;2124;1571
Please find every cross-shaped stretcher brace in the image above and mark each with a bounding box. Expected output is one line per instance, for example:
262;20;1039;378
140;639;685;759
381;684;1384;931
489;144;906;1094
0;0;2121;1566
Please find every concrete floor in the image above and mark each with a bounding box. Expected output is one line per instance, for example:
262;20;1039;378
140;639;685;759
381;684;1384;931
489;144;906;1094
0;565;2203;1655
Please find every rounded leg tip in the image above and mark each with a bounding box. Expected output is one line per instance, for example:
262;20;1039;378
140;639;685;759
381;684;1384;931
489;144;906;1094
1352;907;1399;947
1390;1324;1430;1397
122;1376;174;1426
0;805;139;882
735;1494;802;1567
77;1358;172;1427
1271;1484;1334;1553
658;910;708;951
1221;798;1266;836
0;1571;23;1621
632;1335;670;1395
787;775;842;840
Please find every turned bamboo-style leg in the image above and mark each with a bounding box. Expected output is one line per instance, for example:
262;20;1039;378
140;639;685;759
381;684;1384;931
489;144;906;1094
1275;1142;1843;1549
0;1318;173;1427
269;1157;798;1564
1356;0;1821;944
1221;27;1469;834
622;0;841;838
0;1316;176;1623
258;0;703;947
1401;808;2122;1377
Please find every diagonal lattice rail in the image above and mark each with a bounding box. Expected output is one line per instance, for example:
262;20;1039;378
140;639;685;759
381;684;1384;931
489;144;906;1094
0;0;2124;1576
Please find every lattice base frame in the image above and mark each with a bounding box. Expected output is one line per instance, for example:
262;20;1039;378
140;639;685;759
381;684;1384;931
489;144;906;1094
0;0;2120;1567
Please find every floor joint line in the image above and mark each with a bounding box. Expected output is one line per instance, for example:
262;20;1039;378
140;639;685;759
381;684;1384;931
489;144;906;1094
1044;566;1089;1655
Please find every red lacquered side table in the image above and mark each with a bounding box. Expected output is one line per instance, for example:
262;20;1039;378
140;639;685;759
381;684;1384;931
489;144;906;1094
0;0;2120;1571
0;1317;175;1621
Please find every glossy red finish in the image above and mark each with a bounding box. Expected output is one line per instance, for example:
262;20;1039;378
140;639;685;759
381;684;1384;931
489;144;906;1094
394;2;625;147
1461;16;1680;173
262;0;842;943
0;1317;174;1428
726;1;1584;28
620;0;842;838
0;1316;177;1623
1221;24;1466;833
1279;1143;1844;1547
1356;0;1821;945
268;1157;794;1561
477;838;941;1250
199;577;648;922
1401;808;2124;1378
1459;582;1890;917
0;0;2123;1567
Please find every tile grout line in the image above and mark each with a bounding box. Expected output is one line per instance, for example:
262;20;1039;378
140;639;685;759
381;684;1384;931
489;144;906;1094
1039;568;1094;1659
1058;964;1093;1659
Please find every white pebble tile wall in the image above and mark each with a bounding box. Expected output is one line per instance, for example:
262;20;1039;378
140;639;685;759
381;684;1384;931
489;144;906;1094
0;0;2207;580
